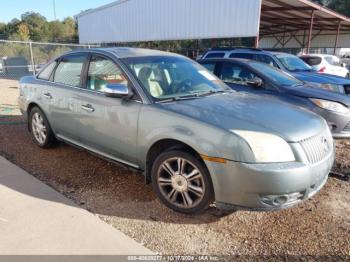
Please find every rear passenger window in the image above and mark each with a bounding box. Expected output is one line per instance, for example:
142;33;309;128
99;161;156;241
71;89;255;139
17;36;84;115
37;61;57;80
256;54;279;68
229;53;255;59
53;54;86;87
205;52;225;58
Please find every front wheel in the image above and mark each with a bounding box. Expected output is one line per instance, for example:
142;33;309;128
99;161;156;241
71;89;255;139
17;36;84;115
151;150;214;214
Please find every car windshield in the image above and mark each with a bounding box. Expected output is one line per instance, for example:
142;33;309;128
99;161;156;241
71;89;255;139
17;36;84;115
275;54;313;72
121;56;230;101
250;62;303;87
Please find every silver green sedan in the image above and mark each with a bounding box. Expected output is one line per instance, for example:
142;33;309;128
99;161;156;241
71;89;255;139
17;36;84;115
18;48;335;214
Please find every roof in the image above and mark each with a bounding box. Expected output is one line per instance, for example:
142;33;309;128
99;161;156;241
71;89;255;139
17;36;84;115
205;48;286;56
260;0;350;36
66;47;180;58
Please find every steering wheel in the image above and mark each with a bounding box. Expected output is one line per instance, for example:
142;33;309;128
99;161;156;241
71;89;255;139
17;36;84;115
174;79;193;93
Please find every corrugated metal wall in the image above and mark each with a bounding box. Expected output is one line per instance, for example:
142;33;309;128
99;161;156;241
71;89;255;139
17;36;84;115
77;0;261;44
259;31;350;49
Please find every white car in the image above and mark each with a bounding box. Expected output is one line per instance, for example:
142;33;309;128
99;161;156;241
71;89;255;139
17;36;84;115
300;54;349;78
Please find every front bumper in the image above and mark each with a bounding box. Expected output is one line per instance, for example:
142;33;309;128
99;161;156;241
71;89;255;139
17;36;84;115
205;151;334;211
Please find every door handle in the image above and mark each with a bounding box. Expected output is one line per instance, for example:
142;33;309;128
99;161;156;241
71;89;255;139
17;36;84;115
43;93;52;99
81;104;95;113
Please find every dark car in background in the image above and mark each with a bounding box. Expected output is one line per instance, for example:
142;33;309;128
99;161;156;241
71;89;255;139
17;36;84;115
199;58;350;138
202;48;350;95
0;56;30;79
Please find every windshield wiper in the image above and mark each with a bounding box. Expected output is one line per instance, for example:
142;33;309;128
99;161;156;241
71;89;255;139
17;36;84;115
196;89;233;97
156;94;201;103
156;90;232;103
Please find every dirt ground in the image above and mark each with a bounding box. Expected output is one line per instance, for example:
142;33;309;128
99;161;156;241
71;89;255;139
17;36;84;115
0;81;349;259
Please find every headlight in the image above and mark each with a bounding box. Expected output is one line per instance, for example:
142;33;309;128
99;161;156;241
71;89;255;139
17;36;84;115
310;98;349;114
231;130;295;163
308;82;344;93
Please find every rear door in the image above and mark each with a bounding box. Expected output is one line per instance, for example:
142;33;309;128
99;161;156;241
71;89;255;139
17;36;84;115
42;53;88;143
74;54;142;166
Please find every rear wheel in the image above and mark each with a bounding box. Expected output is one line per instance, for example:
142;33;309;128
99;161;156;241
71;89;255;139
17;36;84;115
151;150;214;214
29;107;56;148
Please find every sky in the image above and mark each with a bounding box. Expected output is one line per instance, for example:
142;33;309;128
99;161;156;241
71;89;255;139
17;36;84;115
0;0;115;23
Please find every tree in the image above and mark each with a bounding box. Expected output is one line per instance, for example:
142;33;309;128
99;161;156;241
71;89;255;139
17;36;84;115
17;23;30;41
312;0;350;17
328;0;350;17
21;12;49;41
48;21;66;41
63;17;77;40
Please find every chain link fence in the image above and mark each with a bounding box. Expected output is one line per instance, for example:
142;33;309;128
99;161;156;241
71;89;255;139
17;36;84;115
0;40;96;80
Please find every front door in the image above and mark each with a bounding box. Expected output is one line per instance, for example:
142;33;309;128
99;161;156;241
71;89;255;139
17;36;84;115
75;54;141;167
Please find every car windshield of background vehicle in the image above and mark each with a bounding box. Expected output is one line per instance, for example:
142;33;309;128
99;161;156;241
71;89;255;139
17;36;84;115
276;54;313;72
122;56;230;101
300;56;322;66
250;62;303;87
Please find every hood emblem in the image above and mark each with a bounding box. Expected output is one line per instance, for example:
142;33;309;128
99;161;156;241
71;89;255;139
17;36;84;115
321;136;329;153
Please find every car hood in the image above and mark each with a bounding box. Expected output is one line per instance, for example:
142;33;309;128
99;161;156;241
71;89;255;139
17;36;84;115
290;71;350;85
158;92;325;142
282;85;350;107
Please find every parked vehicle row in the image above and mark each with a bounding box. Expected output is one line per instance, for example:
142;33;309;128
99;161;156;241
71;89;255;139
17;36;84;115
19;48;335;214
202;48;350;95
198;58;350;138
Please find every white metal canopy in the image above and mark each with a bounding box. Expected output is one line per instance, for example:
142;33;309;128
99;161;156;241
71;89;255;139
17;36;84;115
76;0;262;44
76;0;350;51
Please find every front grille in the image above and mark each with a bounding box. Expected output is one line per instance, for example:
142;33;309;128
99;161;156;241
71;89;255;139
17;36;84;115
344;122;350;132
344;85;350;94
300;130;333;164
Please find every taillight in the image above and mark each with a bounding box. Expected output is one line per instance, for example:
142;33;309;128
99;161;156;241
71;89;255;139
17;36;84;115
318;67;326;73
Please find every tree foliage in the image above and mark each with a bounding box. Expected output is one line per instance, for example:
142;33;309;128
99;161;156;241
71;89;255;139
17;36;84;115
312;0;350;17
0;12;77;43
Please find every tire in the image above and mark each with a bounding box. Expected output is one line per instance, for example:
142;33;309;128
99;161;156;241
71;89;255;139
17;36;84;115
29;107;56;148
151;150;214;214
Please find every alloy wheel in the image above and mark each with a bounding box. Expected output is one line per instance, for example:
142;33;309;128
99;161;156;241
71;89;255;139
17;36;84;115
31;112;47;144
157;157;206;209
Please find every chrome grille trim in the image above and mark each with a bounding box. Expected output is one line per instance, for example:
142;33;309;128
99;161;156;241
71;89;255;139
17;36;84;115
344;122;350;132
300;130;333;164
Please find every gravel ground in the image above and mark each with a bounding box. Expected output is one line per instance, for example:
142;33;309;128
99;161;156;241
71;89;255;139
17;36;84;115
0;79;21;116
0;81;349;259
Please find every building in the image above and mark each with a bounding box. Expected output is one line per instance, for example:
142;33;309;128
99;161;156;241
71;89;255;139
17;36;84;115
76;0;350;54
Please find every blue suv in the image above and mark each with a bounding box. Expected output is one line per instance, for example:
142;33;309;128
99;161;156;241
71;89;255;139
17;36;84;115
202;48;350;95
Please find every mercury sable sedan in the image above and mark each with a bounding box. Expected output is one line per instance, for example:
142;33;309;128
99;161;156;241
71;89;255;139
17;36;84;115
19;48;334;214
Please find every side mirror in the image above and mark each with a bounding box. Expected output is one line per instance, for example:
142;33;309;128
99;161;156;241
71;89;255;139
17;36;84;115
104;83;129;98
247;78;263;88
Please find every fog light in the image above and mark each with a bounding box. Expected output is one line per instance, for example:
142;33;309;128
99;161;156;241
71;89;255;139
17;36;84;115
273;196;288;205
260;192;304;207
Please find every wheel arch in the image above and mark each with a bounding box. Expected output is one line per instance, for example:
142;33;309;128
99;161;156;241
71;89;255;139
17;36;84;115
145;138;208;184
27;102;43;131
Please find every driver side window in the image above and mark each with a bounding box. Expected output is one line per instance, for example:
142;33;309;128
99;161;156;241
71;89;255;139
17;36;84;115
220;62;262;87
87;55;129;92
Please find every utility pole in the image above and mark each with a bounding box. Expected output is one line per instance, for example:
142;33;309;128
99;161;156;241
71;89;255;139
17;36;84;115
53;0;57;20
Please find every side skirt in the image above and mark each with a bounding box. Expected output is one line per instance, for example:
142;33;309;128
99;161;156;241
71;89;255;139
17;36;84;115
56;135;144;176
